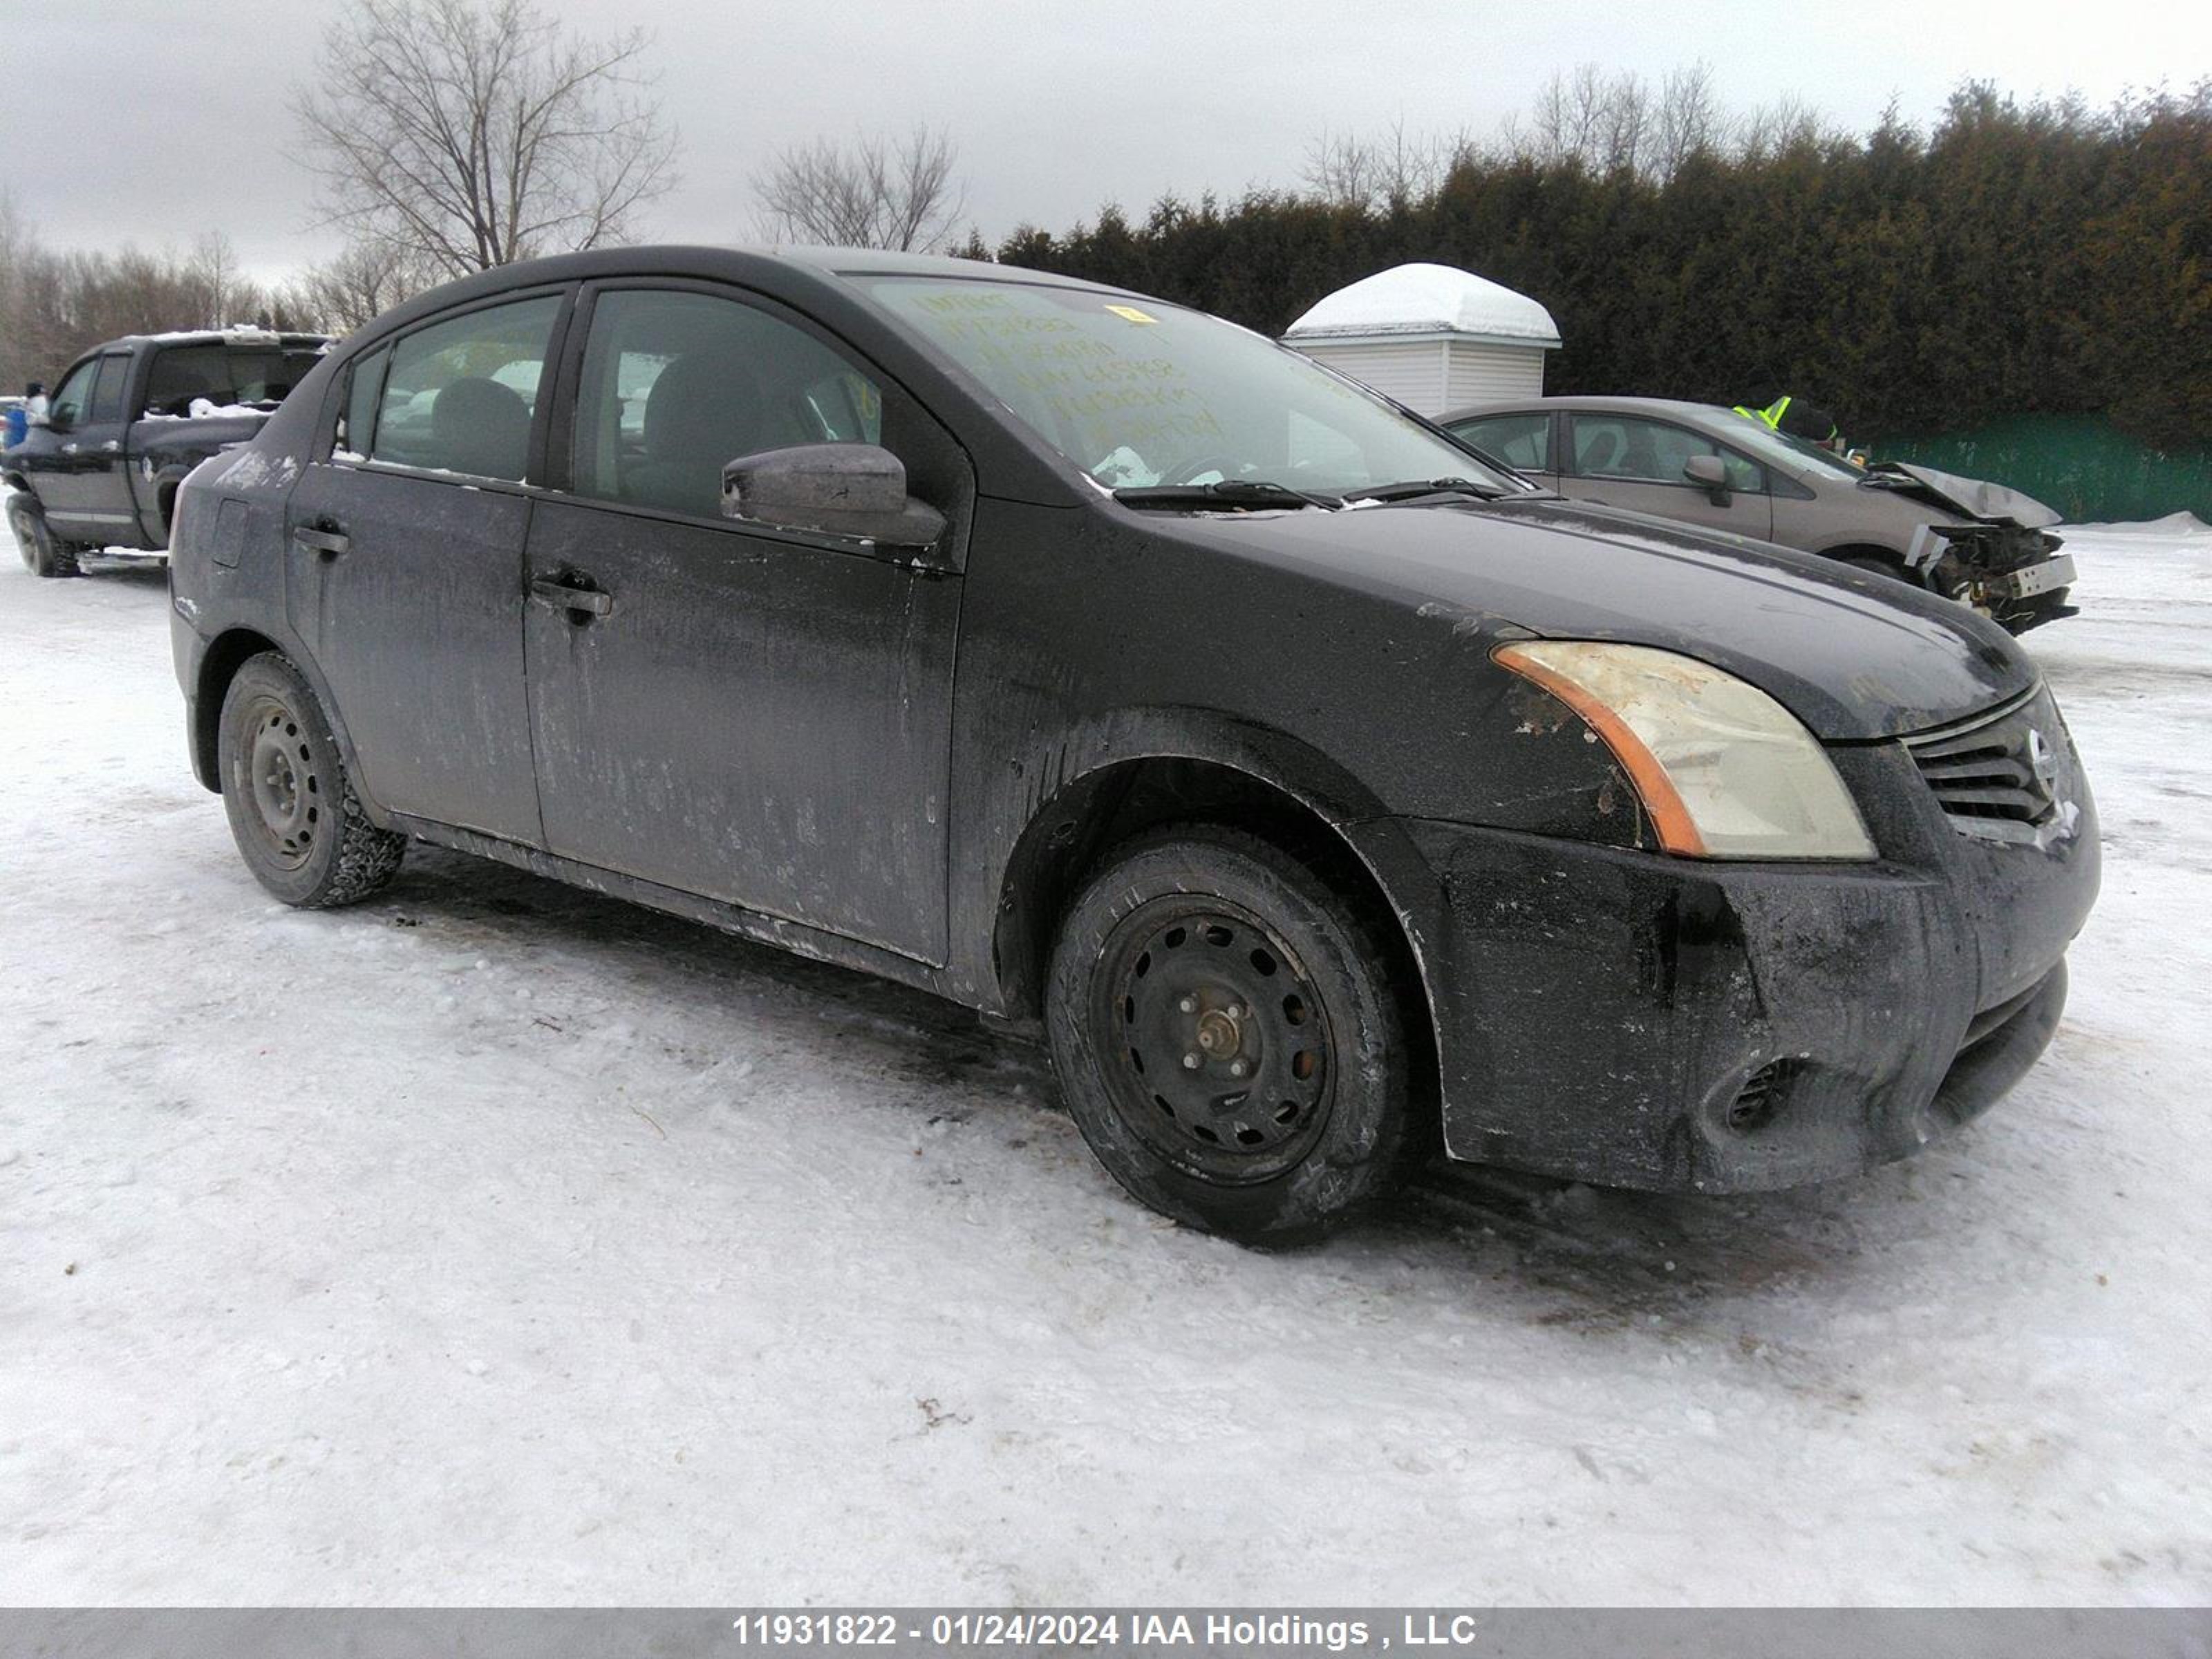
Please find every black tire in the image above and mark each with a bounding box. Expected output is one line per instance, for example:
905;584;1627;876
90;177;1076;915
8;494;81;579
1045;823;1413;1246
217;652;406;908
1839;552;1909;583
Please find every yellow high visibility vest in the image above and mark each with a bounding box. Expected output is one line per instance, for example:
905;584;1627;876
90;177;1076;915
1732;395;1790;430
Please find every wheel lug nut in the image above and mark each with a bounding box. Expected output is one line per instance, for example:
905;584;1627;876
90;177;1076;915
1182;1052;1201;1070
1178;996;1196;1014
1229;1060;1248;1078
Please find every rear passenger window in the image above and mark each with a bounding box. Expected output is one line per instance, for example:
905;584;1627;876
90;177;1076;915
89;355;131;422
336;346;389;460
370;295;561;482
146;343;324;416
570;288;888;520
1452;412;1550;471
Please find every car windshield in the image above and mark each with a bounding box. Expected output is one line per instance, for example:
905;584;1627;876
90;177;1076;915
1706;406;1866;480
854;274;1517;498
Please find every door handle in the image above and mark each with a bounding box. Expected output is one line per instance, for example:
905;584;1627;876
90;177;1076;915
529;575;614;617
294;525;350;558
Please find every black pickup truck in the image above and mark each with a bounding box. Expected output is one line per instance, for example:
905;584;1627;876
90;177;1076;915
3;328;329;577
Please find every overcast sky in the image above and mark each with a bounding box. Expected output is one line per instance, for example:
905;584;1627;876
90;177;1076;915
6;0;2209;288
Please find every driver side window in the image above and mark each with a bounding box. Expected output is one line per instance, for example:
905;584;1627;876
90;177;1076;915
48;358;98;427
570;288;888;521
1570;414;1764;493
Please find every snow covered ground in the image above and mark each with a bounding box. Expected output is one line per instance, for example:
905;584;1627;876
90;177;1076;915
1;507;2207;1606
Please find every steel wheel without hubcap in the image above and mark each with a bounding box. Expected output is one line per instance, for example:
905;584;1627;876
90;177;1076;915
216;650;406;909
237;695;321;868
1098;899;1335;1183
1048;823;1414;1244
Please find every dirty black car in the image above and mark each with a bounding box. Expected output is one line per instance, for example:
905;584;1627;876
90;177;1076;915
169;248;2100;1243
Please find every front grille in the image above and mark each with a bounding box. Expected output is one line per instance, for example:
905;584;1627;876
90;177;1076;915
1905;688;2074;847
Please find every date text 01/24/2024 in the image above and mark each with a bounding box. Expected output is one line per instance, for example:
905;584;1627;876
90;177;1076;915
725;1611;1504;1649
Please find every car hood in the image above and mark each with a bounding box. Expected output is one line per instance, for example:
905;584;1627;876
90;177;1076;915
1860;462;2063;529
1164;494;2034;740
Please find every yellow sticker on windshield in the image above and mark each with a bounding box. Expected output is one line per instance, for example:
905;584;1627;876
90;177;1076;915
1104;304;1157;324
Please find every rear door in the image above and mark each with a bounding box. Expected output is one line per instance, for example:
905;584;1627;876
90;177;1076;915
521;280;971;963
284;289;570;846
1559;411;1773;540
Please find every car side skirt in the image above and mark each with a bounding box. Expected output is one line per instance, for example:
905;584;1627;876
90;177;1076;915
388;814;955;997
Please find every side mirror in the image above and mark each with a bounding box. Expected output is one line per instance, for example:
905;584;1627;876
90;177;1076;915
722;442;946;552
1683;453;1731;503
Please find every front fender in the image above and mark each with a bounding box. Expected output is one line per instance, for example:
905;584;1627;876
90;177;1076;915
954;703;1413;1020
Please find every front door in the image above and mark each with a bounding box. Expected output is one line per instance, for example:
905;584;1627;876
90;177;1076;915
522;283;971;964
1561;411;1774;541
37;353;137;539
284;290;570;846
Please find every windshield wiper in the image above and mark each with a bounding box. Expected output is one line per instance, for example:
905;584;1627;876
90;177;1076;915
1112;480;1343;512
1345;476;1508;505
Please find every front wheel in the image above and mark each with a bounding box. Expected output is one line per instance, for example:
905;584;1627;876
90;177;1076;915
1838;552;1911;583
217;653;406;908
8;494;80;579
1046;824;1414;1245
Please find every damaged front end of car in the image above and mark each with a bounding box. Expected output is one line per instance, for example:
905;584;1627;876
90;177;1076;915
1873;462;2079;633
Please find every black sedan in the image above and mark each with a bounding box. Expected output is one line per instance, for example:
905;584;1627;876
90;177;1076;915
167;247;2099;1243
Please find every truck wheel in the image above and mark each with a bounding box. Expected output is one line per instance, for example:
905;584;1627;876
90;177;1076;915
217;653;406;908
8;495;80;579
1046;823;1412;1246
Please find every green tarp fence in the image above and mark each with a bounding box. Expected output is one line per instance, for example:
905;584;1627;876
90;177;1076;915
1873;415;2212;525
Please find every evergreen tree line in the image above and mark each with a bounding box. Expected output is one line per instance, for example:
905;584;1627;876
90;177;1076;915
991;80;2212;453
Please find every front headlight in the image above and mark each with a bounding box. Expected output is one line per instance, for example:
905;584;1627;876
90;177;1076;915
1493;639;1876;861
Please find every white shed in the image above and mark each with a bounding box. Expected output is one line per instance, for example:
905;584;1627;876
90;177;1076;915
1282;262;1561;417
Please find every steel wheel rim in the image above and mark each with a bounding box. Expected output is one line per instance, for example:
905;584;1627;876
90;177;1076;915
1092;895;1335;1183
236;694;320;869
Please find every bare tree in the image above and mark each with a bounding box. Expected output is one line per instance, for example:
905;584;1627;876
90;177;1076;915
1736;91;1833;159
1513;65;1651;174
0;189;36;390
753;126;966;253
185;232;245;329
295;238;438;335
292;0;677;280
1302;120;1467;209
1651;62;1727;178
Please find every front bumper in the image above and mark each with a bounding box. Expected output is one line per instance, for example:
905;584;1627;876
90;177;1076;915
1345;720;2099;1193
2003;552;2075;601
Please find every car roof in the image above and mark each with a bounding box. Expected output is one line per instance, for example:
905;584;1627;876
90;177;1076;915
106;328;331;348
757;244;1110;287
1438;394;1738;427
413;243;1129;310
348;243;1156;360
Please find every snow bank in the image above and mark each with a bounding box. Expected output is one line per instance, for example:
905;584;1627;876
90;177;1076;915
2068;511;2212;538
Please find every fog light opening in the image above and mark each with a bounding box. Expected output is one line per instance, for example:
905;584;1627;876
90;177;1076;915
1725;1061;1794;1133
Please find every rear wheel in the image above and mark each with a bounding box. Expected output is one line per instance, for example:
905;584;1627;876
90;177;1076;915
1045;823;1413;1245
8;494;80;579
217;653;406;908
